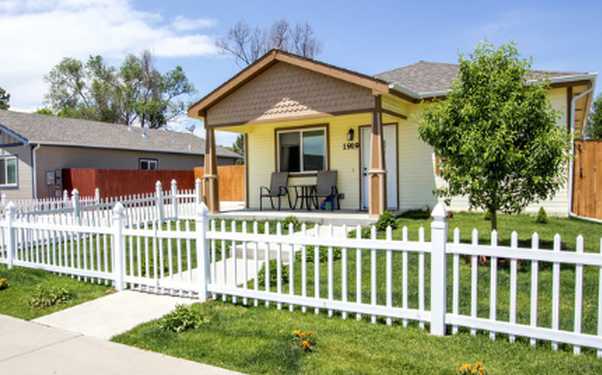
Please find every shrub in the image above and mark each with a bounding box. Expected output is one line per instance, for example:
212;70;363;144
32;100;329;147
258;260;289;286
299;246;342;263
375;210;398;231
457;362;487;375
158;304;208;333
0;278;8;290
29;286;72;308
400;207;431;219
292;329;316;352
535;207;548;224
282;215;302;232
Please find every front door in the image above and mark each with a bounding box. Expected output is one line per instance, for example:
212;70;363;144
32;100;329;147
360;125;398;210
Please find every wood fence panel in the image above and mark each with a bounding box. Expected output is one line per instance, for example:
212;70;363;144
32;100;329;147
194;165;245;201
63;168;195;198
573;141;602;219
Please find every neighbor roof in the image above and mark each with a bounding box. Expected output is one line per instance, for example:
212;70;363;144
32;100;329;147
375;61;594;98
0;110;240;158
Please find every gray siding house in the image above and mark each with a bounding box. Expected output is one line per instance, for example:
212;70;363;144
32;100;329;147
0;110;240;199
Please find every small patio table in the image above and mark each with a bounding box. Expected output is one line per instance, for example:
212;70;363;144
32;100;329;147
290;184;317;210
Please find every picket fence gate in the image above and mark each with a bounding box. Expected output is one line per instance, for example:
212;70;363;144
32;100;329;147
1;199;602;357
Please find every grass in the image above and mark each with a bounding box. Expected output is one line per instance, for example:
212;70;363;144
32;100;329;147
113;212;602;374
0;264;111;320
113;300;602;375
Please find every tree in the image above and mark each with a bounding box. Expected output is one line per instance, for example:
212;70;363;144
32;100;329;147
44;51;194;128
0;86;9;110
586;95;602;139
418;42;568;231
232;134;245;164
217;19;321;66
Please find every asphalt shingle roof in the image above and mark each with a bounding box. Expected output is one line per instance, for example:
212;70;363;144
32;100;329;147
0;110;240;158
375;61;583;96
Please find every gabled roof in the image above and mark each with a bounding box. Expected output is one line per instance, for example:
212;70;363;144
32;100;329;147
375;61;595;98
188;50;597;115
0;110;240;158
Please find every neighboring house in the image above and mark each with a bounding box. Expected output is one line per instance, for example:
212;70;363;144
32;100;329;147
187;49;596;216
0;110;241;200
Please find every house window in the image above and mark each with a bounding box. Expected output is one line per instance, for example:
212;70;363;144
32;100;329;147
139;158;158;170
0;156;17;187
277;127;326;173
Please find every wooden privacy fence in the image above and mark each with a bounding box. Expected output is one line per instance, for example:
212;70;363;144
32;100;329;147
2;201;602;356
194;165;245;202
573;141;602;220
63;168;196;198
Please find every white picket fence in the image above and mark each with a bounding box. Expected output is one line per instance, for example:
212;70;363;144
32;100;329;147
1;200;602;356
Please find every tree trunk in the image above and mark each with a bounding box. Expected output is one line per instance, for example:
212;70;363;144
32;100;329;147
489;208;498;232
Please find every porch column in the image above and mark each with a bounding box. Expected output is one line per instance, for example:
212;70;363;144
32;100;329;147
368;95;386;216
204;123;220;213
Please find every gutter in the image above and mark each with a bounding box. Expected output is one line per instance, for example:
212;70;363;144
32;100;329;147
31;144;41;199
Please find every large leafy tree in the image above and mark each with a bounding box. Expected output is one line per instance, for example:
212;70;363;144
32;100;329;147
586;95;602;139
418;42;568;231
44;51;194;129
0;86;9;110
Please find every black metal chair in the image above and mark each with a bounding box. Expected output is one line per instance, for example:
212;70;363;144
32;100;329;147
259;172;291;211
312;171;340;211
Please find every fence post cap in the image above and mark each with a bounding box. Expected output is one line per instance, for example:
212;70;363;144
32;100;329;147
112;202;125;216
431;202;447;221
5;201;15;211
171;179;177;185
155;180;162;188
195;178;202;184
71;188;80;196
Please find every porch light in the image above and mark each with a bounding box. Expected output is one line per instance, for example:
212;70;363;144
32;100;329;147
347;128;354;141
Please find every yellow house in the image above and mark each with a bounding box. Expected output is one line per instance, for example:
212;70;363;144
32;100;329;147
187;49;596;216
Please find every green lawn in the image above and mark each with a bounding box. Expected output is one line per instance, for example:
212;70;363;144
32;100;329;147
114;212;602;374
113;300;602;375
0;265;111;320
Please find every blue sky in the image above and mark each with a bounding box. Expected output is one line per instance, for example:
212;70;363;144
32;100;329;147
1;0;600;146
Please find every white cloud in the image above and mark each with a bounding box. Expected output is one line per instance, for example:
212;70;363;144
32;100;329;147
0;0;220;110
171;16;217;31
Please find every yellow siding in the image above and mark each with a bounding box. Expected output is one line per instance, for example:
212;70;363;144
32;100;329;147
240;113;372;209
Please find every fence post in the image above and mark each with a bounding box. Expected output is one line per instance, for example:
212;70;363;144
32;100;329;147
430;202;448;336
63;190;69;207
5;202;16;269
171;179;178;220
194;178;202;205
155;181;164;223
94;188;101;204
112;202;126;291
71;189;81;223
195;201;210;302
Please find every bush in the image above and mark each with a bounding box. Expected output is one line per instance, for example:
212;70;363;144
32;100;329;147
0;278;8;290
400;207;431;220
535;207;548;224
375;210;398;231
298;246;342;263
282;215;302;232
29;286;72;308
457;362;487;375
158;304;208;333
258;260;289;286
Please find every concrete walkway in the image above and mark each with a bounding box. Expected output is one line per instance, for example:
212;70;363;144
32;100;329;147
0;314;240;375
33;291;193;340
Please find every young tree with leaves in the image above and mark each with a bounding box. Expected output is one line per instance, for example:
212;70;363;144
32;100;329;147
232;134;245;164
44;51;194;129
0;86;10;110
418;42;568;231
217;19;321;66
586;95;602;139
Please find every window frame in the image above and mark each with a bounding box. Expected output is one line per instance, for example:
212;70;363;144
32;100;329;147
0;155;18;188
275;125;328;175
138;158;159;170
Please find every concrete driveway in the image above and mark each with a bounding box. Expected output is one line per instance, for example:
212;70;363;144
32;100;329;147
0;314;241;375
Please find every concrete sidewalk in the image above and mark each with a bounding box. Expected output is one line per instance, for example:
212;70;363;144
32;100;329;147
33;291;193;340
0;314;241;375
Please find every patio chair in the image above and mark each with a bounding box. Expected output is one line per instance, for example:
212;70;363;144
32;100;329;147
312;170;341;211
259;172;291;211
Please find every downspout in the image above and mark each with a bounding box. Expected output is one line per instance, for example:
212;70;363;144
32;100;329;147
568;87;594;221
31;144;41;199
